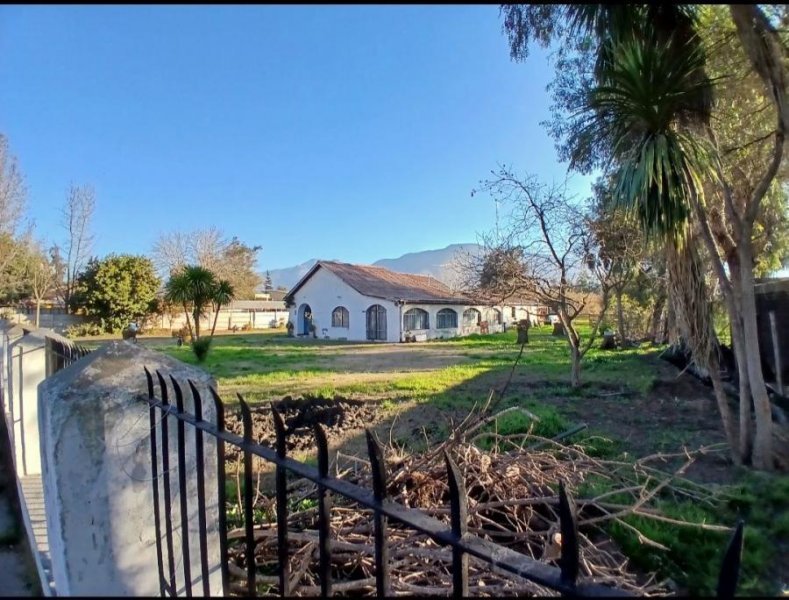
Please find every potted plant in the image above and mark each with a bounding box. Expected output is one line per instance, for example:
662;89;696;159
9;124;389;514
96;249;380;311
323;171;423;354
286;320;295;337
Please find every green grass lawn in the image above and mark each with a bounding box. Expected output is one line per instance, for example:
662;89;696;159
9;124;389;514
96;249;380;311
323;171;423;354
137;326;787;596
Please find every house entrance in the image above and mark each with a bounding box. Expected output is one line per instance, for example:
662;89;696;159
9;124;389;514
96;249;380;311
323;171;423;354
298;303;313;336
366;305;387;341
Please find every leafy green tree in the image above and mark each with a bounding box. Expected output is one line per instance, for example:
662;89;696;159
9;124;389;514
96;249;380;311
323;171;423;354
72;254;161;333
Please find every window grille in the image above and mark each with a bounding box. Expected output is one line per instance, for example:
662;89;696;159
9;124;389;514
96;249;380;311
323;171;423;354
403;308;429;330
436;308;458;329
332;307;349;328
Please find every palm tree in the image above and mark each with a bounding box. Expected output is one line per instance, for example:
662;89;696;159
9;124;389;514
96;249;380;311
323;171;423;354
210;279;235;337
164;265;218;341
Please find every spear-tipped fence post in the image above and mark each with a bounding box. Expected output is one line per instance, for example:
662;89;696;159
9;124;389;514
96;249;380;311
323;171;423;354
272;404;290;597
314;423;333;597
558;481;579;595
366;429;390;597
717;520;744;599
444;450;469;598
238;394;256;596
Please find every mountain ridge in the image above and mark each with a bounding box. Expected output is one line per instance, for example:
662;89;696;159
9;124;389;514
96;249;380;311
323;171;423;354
262;243;483;291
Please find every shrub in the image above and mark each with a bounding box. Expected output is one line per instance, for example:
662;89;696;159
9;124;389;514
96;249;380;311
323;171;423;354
64;322;104;338
191;337;212;362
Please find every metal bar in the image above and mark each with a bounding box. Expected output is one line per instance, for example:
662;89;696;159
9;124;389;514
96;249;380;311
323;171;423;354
155;370;178;597
208;387;230;594
366;429;390;597
170;376;193;597
769;311;784;395
141;390;628;597
314;424;332;597
238;395;257;597
144;368;167;597
188;380;211;597
444;451;469;598
271;404;291;596
717;520;744;599
558;481;579;593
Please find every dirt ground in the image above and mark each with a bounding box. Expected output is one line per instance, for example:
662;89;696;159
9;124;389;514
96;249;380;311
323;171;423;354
224;347;745;486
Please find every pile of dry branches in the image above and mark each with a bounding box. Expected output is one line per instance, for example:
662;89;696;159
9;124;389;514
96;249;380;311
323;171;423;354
224;410;732;596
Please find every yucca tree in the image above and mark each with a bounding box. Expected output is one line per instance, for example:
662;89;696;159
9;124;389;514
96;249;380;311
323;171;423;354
210;279;235;337
571;35;745;462
502;3;787;470
165;265;218;341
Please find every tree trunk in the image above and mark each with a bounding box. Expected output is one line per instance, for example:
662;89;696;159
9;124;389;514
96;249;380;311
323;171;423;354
211;304;222;338
649;293;666;343
570;345;581;388
193;308;201;340
727;258;754;464
615;288;626;347
738;243;773;470
708;351;741;465
35;298;41;328
182;303;194;340
734;332;753;464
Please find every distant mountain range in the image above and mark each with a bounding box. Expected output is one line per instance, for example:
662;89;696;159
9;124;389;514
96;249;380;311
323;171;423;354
262;243;485;291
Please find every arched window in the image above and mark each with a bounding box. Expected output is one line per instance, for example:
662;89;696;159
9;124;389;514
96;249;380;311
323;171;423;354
436;308;458;329
491;308;502;324
463;308;481;326
403;308;429;330
331;306;349;328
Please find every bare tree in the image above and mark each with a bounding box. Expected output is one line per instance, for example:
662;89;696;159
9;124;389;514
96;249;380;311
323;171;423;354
471;167;613;387
152;227;262;299
587;179;646;346
61;184;95;313
0;134;29;297
23;240;58;327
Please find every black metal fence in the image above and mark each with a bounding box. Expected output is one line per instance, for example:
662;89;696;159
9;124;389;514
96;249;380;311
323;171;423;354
44;337;92;377
143;367;745;598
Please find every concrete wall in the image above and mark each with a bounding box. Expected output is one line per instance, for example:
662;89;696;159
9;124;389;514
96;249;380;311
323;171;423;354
38;341;224;596
7;331;48;476
1;309;86;334
151;309;288;332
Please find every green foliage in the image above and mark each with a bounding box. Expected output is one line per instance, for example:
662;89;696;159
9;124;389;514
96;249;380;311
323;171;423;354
64;321;104;338
191;337;212;362
71;254;160;333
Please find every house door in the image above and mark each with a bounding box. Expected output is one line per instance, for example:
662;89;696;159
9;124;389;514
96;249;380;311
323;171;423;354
366;305;387;341
298;303;312;335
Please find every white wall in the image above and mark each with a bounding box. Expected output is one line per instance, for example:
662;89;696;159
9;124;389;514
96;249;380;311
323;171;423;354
288;268;400;342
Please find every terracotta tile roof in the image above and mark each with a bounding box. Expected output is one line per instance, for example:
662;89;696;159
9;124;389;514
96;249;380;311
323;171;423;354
287;261;474;304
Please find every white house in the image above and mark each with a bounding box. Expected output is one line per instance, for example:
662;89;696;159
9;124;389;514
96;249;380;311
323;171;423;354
284;261;546;342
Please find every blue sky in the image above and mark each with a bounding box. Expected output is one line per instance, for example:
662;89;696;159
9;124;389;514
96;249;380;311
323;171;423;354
0;5;594;271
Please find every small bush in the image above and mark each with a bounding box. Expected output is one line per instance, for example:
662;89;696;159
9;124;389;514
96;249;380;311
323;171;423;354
143;327;171;337
191;337;212;362
64;322;104;338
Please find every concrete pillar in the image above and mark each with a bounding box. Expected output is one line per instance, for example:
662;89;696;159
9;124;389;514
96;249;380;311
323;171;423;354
6;330;48;477
38;341;224;596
